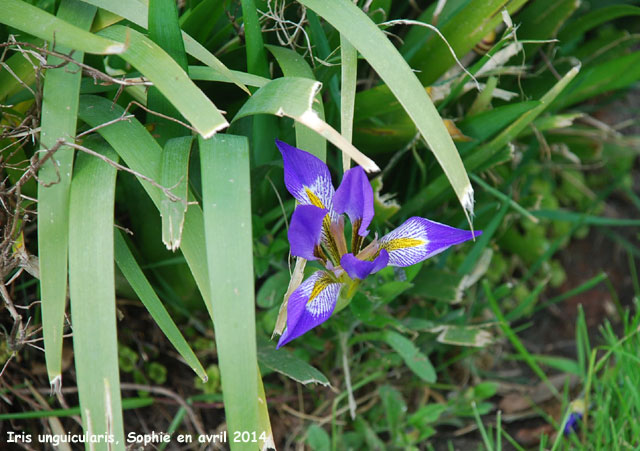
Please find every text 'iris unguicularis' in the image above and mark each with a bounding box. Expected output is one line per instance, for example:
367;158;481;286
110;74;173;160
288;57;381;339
275;140;482;348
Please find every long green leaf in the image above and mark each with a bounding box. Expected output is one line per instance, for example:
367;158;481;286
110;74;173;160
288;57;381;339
68;138;124;450
77;95;274;450
37;0;96;389
160;137;192;251
79;0;249;93
382;331;436;383
240;0;279;166
114;230;206;380
0;0;124;54
233;77;378;171
77;96;211;309
148;0;189;141
200;135;260;450
403;65;580;215
189;66;269;88
257;336;330;386
340;34;358;171
407;0;527;84
266;45;326;160
558;5;640;42
296;0;475;218
98;25;227;138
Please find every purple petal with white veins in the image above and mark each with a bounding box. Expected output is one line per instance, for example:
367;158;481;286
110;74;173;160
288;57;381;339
379;217;482;267
288;205;327;261
276;271;343;348
276;140;335;212
333;166;374;236
340;249;389;280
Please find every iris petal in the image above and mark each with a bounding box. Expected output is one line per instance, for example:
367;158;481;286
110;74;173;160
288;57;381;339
340;250;389;280
276;140;335;212
276;271;343;348
288;205;327;261
379;217;482;267
333;166;374;237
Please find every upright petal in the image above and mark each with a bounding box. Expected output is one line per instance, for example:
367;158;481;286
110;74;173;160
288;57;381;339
333;166;374;237
277;271;343;348
276;140;335;211
288;205;327;261
379;217;482;267
340;249;389;280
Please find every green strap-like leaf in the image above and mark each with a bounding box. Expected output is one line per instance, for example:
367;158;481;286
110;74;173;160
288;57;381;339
114;230;206;380
257;336;330;386
558;5;640;42
266;44;327;161
160;137;192;251
233;77;378;171
148;0;189;141
77;95;212;309
37;0;96;388
404;66;580;215
79;0;249;94
77;96;274;449
98;25;227;138
199;135;260;450
0;0;124;54
340;35;358;172
68;138;125;450
296;0;475;218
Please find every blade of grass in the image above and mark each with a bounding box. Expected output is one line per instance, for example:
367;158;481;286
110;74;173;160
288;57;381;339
297;0;476;220
531;209;640;226
37;0;96;391
340;35;357;172
114;230;206;380
0;397;153;420
534;272;608;314
483;280;559;398
80;0;249;93
405;65;580;215
266;44;327;160
160;137;192;251
472;65;580;166
470;173;538;223
0;0;124;54
199;135;259;450
98;25;227;138
458;201;509;275
472;401;494;451
233;77;378;171
68;138;124;449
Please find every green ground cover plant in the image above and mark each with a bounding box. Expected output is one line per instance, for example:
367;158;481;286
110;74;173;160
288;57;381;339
0;0;638;449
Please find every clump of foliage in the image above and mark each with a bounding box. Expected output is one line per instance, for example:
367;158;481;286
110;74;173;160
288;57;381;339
0;0;638;449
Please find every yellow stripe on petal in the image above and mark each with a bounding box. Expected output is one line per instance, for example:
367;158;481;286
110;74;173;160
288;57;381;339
382;238;425;251
305;188;325;208
308;273;332;303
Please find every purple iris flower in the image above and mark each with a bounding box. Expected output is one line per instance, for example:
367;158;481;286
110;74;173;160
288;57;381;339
275;140;482;348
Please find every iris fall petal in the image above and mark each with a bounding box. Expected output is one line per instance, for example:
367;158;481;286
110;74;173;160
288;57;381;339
277;271;343;348
380;217;481;267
